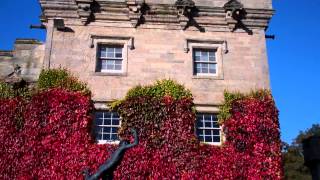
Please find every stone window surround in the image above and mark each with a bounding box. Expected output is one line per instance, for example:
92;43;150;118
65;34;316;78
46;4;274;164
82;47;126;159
90;35;134;76
185;39;228;80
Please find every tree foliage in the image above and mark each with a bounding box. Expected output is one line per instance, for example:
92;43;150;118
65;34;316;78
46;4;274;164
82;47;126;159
283;124;320;180
0;81;30;99
38;68;90;95
125;79;193;100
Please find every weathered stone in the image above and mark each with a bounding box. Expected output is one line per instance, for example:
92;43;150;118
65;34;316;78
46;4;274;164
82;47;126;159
0;0;273;112
0;39;45;82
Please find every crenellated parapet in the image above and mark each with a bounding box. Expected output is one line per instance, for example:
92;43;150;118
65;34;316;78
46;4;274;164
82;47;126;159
39;0;273;32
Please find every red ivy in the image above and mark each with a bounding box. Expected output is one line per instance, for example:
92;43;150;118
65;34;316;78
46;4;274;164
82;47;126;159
0;90;282;179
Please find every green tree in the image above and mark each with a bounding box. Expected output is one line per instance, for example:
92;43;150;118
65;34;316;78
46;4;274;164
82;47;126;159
283;124;320;180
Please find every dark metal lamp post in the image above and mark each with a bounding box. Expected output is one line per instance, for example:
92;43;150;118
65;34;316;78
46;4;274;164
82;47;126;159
303;135;320;180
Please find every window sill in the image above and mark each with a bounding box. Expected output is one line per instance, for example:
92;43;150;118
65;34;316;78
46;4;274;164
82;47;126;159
200;142;222;146
92;72;127;77
97;140;120;145
192;75;223;80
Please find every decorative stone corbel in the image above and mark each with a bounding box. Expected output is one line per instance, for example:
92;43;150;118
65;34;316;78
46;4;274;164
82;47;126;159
223;0;246;32
75;0;94;25
126;0;145;28
175;0;196;30
175;0;195;16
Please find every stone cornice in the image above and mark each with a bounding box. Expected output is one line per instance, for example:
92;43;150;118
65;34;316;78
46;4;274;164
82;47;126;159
0;51;13;58
39;0;274;32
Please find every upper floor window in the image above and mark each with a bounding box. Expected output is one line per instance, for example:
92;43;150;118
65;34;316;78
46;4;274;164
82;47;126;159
97;45;123;73
196;113;221;145
94;111;121;144
193;49;217;76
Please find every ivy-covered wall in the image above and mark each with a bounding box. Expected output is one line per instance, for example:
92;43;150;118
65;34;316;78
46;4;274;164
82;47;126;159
0;69;283;179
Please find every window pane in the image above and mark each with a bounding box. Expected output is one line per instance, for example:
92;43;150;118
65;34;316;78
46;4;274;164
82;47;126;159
196;119;203;128
95;126;103;134
213;136;220;143
209;56;216;62
208;51;215;57
104;119;111;125
113;119;120;126
205;129;212;135
205;122;212;127
115;60;122;65
107;60;114;65
212;129;220;136
198;135;204;142
197;115;203;121
115;65;121;70
106;48;114;53
101;60;107;70
115;48;122;53
107;52;114;58
104;127;111;133
201;52;209;61
100;48;106;58
202;67;208;73
196;129;203;136
195;68;201;74
212;121;219;128
113;113;120;118
209;64;216;74
103;134;111;141
96;133;103;141
203;114;211;121
195;51;201;56
205;136;212;142
107;65;114;70
112;128;118;133
95;118;103;126
111;134;118;141
115;53;122;58
95;112;103;119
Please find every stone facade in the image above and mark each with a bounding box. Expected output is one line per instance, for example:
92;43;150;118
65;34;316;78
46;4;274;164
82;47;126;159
1;0;274;110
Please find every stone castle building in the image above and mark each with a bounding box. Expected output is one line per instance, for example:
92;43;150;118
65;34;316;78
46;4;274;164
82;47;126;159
0;0;273;144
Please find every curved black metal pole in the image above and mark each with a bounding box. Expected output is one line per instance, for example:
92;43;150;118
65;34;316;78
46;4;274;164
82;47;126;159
83;129;139;180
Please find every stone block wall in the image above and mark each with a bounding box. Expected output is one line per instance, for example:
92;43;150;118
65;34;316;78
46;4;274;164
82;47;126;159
48;26;270;105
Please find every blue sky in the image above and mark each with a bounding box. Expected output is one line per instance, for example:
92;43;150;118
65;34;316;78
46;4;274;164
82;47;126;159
0;0;319;143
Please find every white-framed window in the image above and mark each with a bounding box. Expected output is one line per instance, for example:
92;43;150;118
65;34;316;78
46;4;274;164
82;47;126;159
196;113;221;145
193;49;217;75
94;111;121;144
96;45;123;73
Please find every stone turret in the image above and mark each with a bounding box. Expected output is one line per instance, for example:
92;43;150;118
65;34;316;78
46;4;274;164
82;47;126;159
0;39;45;82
